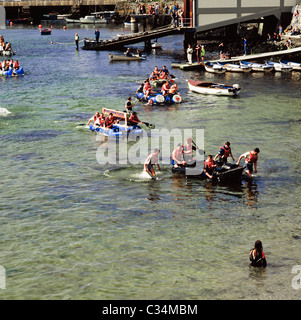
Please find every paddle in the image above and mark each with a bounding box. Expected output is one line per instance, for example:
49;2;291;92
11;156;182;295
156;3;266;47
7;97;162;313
192;140;205;156
141;121;155;129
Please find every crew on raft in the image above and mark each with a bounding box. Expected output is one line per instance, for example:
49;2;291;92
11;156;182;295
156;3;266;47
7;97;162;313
170;138;260;180
171;143;186;168
203;155;217;179
0;59;21;74
86;112;105;127
87;110;145;129
149;65;173;81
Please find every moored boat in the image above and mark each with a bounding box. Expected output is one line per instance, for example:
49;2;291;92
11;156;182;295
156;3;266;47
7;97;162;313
151;42;163;49
108;53;145;61
187;79;241;96
65;18;81;23
266;61;293;72
218;61;252;73
204;61;226;74
40;28;51;35
280;59;301;71
240;61;273;72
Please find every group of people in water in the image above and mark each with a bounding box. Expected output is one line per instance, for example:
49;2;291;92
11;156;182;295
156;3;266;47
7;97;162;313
146;140;260;180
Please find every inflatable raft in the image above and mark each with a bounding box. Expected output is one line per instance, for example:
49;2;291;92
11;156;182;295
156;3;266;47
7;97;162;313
0;67;24;77
136;91;182;105
172;162;245;183
89;108;145;140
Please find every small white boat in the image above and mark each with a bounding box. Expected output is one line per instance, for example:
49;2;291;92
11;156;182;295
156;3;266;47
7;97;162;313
218;62;252;73
0;50;13;56
240;61;273;72
187;79;241;96
108;53;145;61
280;60;301;71
151;42;163;49
65;18;81;23
266;61;293;72
124;22;141;27
80;11;114;24
204;62;226;74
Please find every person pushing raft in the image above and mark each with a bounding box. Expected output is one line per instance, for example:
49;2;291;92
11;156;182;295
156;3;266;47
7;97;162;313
214;141;235;163
237;148;260;177
144;148;161;178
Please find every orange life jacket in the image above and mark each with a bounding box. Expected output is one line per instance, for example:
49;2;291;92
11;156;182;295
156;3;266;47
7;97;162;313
204;159;215;169
246;151;257;163
220;146;231;158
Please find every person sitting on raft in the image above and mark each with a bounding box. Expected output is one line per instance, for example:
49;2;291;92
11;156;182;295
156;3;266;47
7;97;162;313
160;65;170;78
143;79;154;98
105;112;119;129
86;112;105;127
249;240;267;268
183;137;198;166
161;81;170;96
213;141;235;164
169;83;178;95
203;154;217;179
128;112;143;126
149;66;160;81
171;143;186;168
13;60;20;71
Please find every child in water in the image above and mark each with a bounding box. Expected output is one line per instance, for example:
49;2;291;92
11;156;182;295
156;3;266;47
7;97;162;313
249;240;267;267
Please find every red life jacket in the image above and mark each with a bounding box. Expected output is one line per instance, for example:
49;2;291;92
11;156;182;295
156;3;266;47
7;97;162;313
13;61;19;68
220;146;231;158
205;159;215;169
246;151;257;163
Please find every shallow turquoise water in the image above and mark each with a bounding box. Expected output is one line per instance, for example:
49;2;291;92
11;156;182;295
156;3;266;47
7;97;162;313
0;25;301;300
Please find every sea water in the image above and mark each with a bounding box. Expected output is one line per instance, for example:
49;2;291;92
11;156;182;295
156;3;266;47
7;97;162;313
0;25;301;300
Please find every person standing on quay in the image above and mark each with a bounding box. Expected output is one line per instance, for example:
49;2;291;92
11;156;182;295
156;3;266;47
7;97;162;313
201;45;205;62
187;44;193;65
75;33;79;51
95;29;100;43
243;37;247;55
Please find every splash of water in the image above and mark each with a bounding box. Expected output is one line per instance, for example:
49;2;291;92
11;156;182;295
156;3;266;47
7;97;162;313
0;107;11;116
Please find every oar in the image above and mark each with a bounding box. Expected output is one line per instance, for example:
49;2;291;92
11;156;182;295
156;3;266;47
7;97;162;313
141;121;155;129
192;140;205;155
